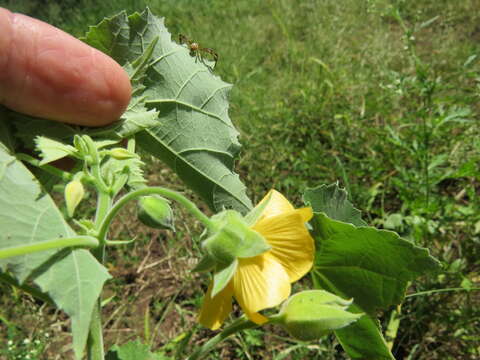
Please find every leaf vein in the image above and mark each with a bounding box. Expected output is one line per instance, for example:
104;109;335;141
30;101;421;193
145;99;232;127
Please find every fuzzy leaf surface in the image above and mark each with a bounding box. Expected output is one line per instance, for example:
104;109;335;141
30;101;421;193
83;9;252;213
0;143;110;359
35;136;77;165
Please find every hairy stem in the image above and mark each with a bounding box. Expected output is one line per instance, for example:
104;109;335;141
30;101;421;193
86;191;112;360
15;153;72;181
0;236;98;259
0;272;53;305
87;304;104;360
97;187;215;243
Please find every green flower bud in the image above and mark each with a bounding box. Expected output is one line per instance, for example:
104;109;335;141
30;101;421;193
65;180;85;217
108;148;137;160
137;196;175;231
272;290;363;341
202;210;271;265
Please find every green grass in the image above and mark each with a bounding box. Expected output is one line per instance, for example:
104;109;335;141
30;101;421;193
1;0;479;359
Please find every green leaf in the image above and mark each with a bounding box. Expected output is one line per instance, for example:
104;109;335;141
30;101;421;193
274;290;363;341
35;136;77;165
101;154;146;190
9;111;77;149
83;8;252;213
0;147;110;359
35;249;110;359
303;183;367;226
334;306;395;360
106;339;159;360
311;213;440;313
304;184;408;359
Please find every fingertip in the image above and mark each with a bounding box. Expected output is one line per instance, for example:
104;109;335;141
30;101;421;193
0;8;13;84
0;9;132;127
94;52;132;126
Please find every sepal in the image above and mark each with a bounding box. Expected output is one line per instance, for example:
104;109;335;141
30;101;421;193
193;254;217;273
202;210;270;264
211;259;238;297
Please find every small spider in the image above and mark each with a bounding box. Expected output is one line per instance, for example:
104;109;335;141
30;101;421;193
179;34;219;69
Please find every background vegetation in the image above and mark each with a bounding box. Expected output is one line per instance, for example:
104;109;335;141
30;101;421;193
0;0;479;359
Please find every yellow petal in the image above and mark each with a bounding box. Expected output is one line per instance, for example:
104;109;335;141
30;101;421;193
233;253;290;323
198;281;234;330
253;209;314;282
242;309;269;325
256;190;295;222
297;207;313;222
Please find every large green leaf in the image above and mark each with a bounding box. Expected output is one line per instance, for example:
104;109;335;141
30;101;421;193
0;140;110;359
83;9;252;213
311;213;440;314
305;183;440;359
34;249;110;359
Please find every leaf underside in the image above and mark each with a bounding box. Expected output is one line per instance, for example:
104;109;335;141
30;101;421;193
0;134;110;359
85;8;252;213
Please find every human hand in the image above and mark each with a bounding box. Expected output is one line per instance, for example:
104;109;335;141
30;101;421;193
0;8;131;127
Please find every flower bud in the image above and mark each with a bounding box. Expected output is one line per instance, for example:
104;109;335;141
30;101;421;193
273;290;363;341
137;196;175;231
65;180;85;217
109;148;137;160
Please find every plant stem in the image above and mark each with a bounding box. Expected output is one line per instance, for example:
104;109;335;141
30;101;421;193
86;191;112;360
15;153;72;181
0;236;98;259
385;305;401;350
0;272;53;305
405;287;480;298
187;316;257;360
87;303;104;360
90;162;110;194
97;187;216;242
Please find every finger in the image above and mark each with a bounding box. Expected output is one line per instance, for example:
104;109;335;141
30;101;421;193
0;8;131;127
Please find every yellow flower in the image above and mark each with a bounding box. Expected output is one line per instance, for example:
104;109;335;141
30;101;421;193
198;190;315;330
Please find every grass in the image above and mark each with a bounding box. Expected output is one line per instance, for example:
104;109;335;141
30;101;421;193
0;0;479;359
